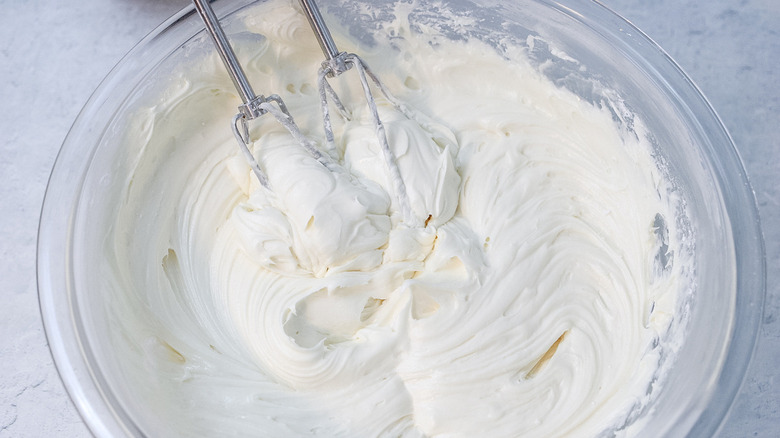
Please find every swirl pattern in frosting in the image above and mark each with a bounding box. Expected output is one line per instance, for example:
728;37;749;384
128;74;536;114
104;1;690;436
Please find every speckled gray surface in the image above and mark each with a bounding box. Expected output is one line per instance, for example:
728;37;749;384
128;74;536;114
1;0;777;436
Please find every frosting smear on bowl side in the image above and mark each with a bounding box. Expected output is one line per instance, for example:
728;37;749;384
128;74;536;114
106;1;690;436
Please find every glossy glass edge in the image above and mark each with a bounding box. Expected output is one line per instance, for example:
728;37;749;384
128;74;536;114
36;4;203;437
579;1;767;436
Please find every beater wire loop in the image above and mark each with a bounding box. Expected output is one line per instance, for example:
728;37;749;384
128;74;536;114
317;52;417;226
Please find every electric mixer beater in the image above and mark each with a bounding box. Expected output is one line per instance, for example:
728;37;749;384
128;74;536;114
192;0;419;225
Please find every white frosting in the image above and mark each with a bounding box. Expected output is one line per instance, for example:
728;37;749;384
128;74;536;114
104;1;689;436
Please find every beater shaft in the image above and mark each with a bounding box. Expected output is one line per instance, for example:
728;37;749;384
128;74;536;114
193;0;268;119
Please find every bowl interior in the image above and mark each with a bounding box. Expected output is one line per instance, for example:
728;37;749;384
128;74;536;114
38;0;764;436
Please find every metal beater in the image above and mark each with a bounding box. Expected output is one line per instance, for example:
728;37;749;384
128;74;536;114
193;0;337;189
297;0;416;225
193;0;416;225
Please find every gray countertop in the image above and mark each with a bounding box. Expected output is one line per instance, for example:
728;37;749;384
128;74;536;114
1;0;777;436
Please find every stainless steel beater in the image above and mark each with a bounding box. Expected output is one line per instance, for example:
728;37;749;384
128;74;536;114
193;0;335;189
298;0;416;226
193;0;416;225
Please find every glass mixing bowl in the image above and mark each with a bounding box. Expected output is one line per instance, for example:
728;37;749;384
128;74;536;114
38;0;765;436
